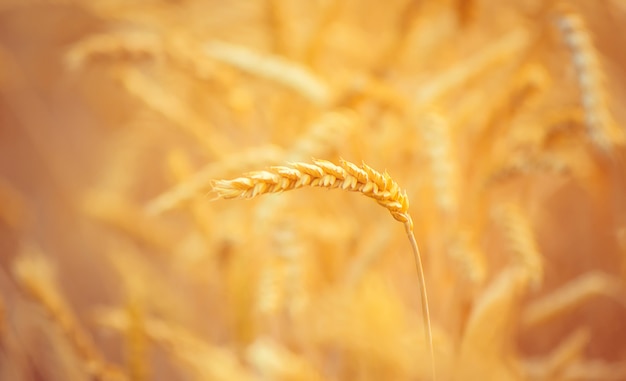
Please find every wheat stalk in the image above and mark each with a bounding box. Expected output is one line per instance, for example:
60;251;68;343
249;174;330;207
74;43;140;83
13;247;127;381
97;308;255;381
496;202;544;290
65;31;162;70
119;68;232;157
521;271;626;328
146;145;285;215
555;6;625;153
418;113;458;216
211;158;435;380
204;41;332;106
525;328;590;380
413;28;529;107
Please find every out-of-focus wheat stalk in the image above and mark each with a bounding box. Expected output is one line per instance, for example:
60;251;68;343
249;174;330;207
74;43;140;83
413;28;530;107
496;202;544;290
554;5;625;153
97;308;255;381
82;193;177;251
522;271;626;328
12;246;127;381
145;145;285;215
524;328;590;380
454;266;529;381
204;41;333;106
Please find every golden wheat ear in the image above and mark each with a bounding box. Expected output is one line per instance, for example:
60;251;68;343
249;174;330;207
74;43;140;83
210;158;435;380
554;4;625;153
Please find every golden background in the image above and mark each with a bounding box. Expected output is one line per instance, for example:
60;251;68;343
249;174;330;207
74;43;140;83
0;0;625;380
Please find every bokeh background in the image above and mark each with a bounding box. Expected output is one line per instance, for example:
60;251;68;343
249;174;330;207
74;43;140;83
1;0;626;380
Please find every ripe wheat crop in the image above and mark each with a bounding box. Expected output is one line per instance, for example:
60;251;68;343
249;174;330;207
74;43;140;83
1;1;626;381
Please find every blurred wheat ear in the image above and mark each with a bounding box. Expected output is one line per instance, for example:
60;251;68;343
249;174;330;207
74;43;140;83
554;4;626;153
210;158;435;380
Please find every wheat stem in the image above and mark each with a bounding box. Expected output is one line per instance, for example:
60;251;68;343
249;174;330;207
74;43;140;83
404;220;435;381
211;158;435;380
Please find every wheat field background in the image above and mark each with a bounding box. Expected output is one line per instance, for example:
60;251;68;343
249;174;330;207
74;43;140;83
1;0;626;380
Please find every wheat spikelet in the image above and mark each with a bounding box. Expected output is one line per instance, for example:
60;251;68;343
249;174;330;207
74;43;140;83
447;230;487;287
256;217;309;318
256;254;285;318
417;113;458;216
496;202;544;290
555;6;625;153
245;110;358;234
211;158;412;226
204;41;332;106
486;152;571;186
273;223;309;316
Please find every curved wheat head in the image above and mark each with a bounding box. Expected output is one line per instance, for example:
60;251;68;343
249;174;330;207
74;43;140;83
210;158;435;380
211;158;411;227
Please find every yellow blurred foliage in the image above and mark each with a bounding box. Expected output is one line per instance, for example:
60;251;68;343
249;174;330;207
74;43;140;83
1;1;626;380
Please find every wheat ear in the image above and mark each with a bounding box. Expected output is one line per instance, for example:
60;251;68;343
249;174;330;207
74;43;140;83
555;6;625;152
204;41;332;106
211;158;435;380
